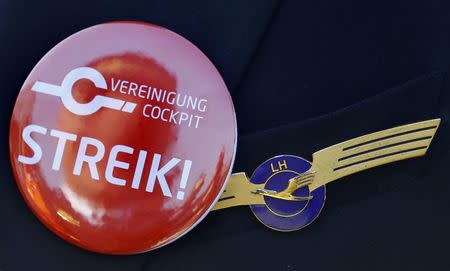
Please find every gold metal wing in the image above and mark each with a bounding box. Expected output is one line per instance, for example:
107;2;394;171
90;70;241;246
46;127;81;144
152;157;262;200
213;119;440;211
308;118;440;190
213;173;265;210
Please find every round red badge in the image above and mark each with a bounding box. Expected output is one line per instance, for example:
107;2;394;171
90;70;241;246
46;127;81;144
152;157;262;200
9;22;237;254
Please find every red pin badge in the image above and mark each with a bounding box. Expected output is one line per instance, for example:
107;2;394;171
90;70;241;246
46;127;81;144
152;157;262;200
9;22;237;254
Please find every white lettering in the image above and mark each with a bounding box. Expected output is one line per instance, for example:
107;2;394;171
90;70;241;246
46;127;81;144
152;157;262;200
105;145;134;186
18;124;47;165
50;129;77;170
73;137;105;180
146;154;180;197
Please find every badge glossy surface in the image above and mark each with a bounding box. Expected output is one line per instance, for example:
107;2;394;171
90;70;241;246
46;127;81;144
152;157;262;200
10;22;237;254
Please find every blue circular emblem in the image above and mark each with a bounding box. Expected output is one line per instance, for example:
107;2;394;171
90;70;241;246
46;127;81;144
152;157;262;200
249;155;326;231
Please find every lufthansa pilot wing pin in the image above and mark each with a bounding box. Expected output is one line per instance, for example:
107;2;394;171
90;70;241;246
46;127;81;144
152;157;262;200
213;119;441;231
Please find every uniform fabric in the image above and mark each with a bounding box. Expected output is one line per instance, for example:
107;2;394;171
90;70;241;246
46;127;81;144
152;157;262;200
0;0;449;270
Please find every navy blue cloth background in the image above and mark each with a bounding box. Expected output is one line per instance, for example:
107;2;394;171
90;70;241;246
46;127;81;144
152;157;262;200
0;0;449;270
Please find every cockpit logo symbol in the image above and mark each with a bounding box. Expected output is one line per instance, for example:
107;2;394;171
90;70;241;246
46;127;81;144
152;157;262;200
32;67;137;116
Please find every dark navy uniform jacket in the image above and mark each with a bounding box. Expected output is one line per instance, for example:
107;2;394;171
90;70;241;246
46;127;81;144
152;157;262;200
0;0;449;270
